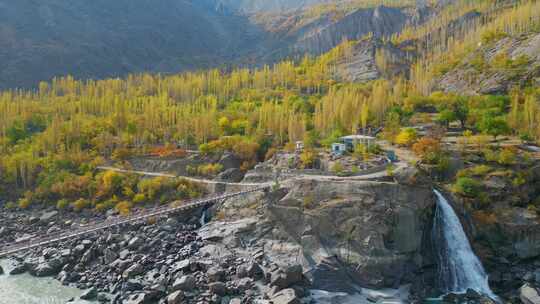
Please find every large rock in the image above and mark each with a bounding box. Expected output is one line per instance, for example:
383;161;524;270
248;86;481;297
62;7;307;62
80;287;98;300
270;288;301;304
264;178;435;289
215;168;244;183
39;210;58;223
520;284;540;304
9;263;26;275
172;275;196;291
123;263;144;278
270;265;303;290
103;248;119;264
209;281;227;296
166;291;185;304
218;153;241;171
123;292;153;304
128;237;144;250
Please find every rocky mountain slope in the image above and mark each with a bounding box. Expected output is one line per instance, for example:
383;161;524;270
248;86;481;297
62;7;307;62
0;0;263;89
0;1;435;89
436;32;540;95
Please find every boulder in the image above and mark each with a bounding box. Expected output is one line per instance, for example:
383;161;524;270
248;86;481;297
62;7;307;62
270;265;303;289
123;263;144;278
229;298;242;304
209;281;227;296
0;265;3;275
0;226;9;237
207;267;225;282
128;237;144;250
167;291;185;304
39;210;58;223
245;262;263;279
103;248;119;264
235;278;253;291
172;275;196;291
32;261;62;277
123;279;144;292
520;284;540;304
171;259;190;273
80;287;98;300
123;292;153;304
270;288;300;304
215;168;244;183
9;263;26;275
218;153;241;171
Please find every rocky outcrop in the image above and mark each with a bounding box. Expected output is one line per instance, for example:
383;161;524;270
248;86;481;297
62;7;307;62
292;6;410;55
211;169;436;295
520;284;540;304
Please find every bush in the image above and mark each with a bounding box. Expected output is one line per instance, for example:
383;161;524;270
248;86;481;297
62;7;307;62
457;165;492;178
300;150;317;169
18;198;31;209
453;177;481;197
332;162;344;174
115;201;132;216
112;147;134;161
498;147;517;165
197;163;223;176
412;137;441;164
481;29;508;44
5;201;16;209
56;199;69;210
72;198;90;212
395;128;418;147
133;193;146;204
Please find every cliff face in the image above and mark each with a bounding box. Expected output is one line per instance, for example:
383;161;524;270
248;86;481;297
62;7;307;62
266;179;435;290
212;168;437;294
292;6;410;55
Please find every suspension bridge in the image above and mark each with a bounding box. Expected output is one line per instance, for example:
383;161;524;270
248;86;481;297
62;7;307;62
0;186;270;258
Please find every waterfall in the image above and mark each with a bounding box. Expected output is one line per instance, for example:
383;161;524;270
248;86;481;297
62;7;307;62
432;190;497;299
199;209;206;227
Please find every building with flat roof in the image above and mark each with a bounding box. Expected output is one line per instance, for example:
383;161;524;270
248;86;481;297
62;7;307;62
341;135;376;150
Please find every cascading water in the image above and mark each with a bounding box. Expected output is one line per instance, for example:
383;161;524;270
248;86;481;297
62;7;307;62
432;190;497;299
200;209;207;227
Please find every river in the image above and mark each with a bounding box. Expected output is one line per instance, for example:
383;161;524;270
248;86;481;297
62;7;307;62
0;259;91;304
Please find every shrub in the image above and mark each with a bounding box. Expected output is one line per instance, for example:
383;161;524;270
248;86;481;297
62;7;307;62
412;137;441;164
482;148;499;162
112;147;133;161
18;198;31;209
56;199;69;210
395;128;418;147
303;195;315;210
197;163;223;176
481;29;508;44
498;147;517;165
332;162;344;174
72;198;90;212
353;144;369;160
115;201;132;216
5;201;16;209
453;177;481;197
133;193;146;204
300;150;317;169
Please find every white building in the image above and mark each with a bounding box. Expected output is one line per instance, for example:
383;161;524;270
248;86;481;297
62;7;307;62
341;135;376;150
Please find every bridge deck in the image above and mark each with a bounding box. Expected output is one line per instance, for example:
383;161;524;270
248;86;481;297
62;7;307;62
0;186;268;258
